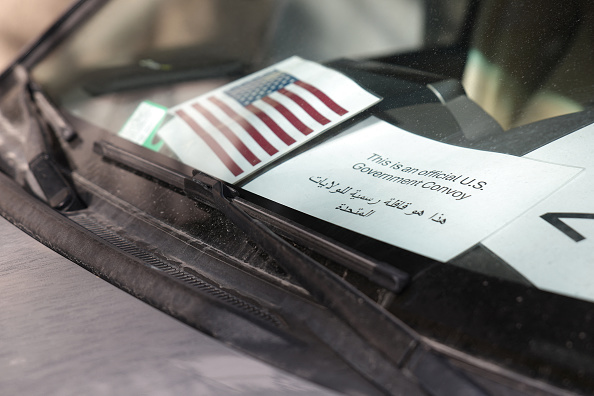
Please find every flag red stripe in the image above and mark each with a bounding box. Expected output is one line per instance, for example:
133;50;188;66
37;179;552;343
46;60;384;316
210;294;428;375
261;96;313;136
245;104;296;146
278;88;330;125
294;80;348;116
175;109;243;176
192;103;261;166
209;97;278;156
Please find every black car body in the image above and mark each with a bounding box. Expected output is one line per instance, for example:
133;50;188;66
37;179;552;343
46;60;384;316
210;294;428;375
2;1;594;395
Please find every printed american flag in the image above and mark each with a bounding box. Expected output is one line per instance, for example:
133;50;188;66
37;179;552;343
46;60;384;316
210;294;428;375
163;57;380;183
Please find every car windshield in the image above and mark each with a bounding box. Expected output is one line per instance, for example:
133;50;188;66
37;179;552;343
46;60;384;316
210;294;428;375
31;0;594;304
6;0;594;393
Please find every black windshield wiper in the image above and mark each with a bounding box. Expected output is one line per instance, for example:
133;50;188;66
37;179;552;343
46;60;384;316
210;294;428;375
94;140;408;293
94;140;489;395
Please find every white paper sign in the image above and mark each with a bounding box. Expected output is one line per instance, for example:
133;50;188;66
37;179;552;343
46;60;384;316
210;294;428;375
483;124;594;302
158;56;380;183
245;118;582;262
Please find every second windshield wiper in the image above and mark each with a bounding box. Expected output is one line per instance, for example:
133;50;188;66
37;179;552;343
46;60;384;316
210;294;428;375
0;65;82;210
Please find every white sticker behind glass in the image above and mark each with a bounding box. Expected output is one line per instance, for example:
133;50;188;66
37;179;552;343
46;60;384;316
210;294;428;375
484;124;594;302
245;118;581;262
158;56;380;183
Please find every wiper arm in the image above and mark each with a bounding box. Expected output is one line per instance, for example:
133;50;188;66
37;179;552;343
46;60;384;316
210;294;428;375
188;169;489;396
29;79;77;142
0;65;81;210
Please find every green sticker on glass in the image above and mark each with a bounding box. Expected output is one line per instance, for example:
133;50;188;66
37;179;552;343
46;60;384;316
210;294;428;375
118;100;167;151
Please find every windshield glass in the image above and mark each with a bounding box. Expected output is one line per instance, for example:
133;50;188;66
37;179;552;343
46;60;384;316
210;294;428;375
31;0;594;305
33;0;442;132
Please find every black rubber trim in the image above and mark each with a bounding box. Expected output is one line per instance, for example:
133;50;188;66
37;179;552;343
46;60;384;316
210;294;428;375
68;212;282;328
0;170;288;345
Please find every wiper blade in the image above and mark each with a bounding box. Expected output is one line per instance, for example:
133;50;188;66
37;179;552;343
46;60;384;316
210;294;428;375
94;139;409;293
